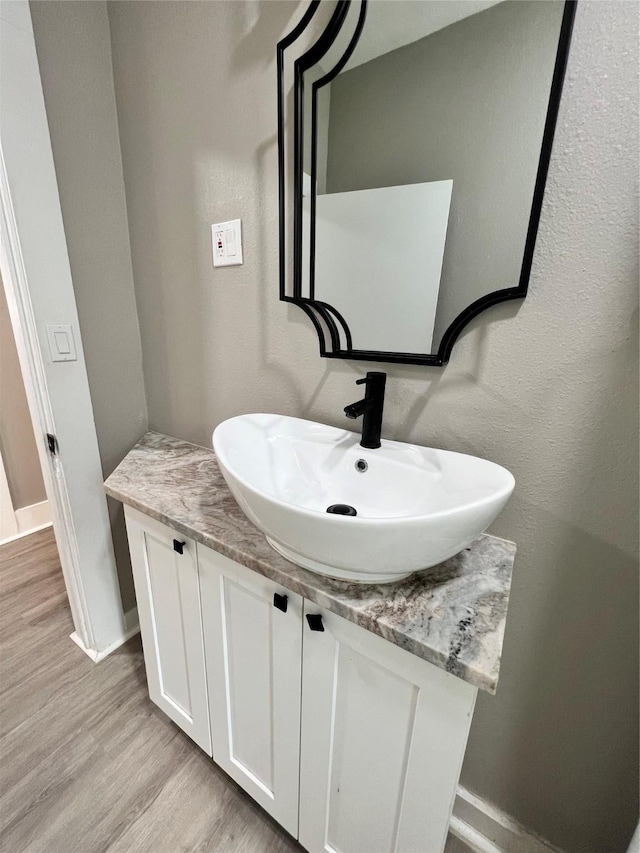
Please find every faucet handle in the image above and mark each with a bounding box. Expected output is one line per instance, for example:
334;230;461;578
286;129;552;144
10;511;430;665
356;371;386;387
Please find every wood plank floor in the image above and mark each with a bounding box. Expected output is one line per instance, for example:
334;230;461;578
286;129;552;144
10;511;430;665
0;527;466;853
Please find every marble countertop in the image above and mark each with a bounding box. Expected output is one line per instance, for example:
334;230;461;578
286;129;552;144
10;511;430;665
105;431;516;694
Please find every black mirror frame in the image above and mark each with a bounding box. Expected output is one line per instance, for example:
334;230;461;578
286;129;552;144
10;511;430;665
278;0;577;366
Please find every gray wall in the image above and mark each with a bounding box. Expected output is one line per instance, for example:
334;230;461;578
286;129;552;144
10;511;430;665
325;0;565;349
106;1;638;850
0;276;46;510
30;0;147;612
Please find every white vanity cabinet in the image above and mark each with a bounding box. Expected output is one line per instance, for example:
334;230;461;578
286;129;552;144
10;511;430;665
124;509;478;853
124;508;212;754
197;544;303;837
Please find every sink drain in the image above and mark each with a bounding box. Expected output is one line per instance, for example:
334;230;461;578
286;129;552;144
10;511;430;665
326;504;357;516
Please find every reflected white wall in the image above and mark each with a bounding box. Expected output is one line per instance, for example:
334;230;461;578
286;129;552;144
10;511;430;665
315;180;452;352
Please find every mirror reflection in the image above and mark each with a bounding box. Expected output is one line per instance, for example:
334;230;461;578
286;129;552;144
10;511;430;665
300;0;567;358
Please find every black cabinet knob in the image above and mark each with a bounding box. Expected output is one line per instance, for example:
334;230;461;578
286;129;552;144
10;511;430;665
306;613;324;632
173;539;186;555
273;593;288;613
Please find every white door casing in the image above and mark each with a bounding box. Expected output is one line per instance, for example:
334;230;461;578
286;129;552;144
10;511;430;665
124;507;211;754
0;0;127;655
198;544;303;837
299;602;477;853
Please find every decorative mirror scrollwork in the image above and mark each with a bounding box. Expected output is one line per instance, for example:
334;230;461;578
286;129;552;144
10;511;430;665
278;0;577;365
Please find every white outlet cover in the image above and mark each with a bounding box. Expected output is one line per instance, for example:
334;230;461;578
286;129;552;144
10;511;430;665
211;219;243;267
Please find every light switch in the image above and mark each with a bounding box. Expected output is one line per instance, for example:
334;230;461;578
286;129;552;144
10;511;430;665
46;324;77;362
211;219;243;267
54;331;71;354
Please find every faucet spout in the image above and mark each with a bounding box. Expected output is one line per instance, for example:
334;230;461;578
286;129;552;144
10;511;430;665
344;399;368;419
343;372;386;449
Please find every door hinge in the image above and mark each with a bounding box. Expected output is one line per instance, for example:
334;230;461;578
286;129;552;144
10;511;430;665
46;433;58;455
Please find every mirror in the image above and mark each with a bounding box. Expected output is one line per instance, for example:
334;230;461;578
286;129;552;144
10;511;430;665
278;0;576;365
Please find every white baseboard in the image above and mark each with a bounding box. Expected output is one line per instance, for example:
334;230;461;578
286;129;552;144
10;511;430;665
1;497;52;545
0;520;53;545
15;499;51;534
450;786;564;853
70;606;139;663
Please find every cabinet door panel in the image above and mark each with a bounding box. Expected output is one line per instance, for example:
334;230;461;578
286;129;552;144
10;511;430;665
144;534;192;713
223;579;276;790
299;605;477;853
124;508;211;755
198;545;302;837
326;646;419;853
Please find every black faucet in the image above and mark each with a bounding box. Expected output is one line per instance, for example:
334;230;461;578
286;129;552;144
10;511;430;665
344;371;387;449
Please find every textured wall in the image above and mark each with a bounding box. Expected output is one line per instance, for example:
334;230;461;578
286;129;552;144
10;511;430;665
325;0;564;348
0;276;46;510
30;0;147;611
108;2;639;850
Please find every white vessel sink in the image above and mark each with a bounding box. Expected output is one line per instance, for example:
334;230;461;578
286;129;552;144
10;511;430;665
213;414;515;584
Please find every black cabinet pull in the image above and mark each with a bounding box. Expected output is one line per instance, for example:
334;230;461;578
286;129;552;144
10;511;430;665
306;613;324;632
173;539;186;555
273;593;288;613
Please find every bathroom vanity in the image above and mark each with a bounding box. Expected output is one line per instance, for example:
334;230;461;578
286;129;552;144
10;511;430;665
105;431;515;853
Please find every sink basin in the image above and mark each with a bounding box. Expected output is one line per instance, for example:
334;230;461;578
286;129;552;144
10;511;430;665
212;414;515;584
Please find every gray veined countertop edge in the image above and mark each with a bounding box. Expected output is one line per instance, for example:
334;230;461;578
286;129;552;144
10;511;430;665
104;430;516;695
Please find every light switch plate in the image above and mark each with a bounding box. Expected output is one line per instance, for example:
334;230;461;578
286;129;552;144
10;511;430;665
211;219;243;267
46;324;77;362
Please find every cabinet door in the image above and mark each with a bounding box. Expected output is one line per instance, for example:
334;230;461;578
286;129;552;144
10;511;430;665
198;545;303;837
299;604;477;853
124;507;211;755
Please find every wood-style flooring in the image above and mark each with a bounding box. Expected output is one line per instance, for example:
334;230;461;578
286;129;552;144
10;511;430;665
0;527;466;853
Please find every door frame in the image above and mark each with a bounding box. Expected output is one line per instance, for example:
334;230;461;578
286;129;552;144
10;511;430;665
0;154;90;648
0;0;134;659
